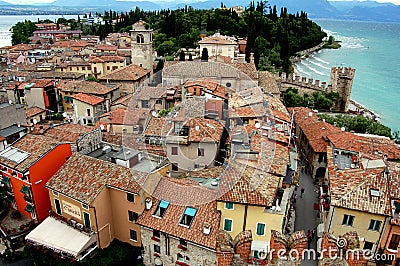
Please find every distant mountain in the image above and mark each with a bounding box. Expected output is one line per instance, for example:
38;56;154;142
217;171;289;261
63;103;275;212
0;0;399;22
341;4;400;22
51;0;162;10
0;0;12;5
329;0;387;11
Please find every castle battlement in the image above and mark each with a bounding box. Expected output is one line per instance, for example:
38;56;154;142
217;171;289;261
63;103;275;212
281;73;328;92
279;66;355;112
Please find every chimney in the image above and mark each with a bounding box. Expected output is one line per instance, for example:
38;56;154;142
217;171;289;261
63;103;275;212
145;198;152;210
250;52;255;65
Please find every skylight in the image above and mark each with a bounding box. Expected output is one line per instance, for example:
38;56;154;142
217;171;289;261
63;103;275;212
153;200;170;218
0;147;29;164
370;189;380;197
179;207;197;227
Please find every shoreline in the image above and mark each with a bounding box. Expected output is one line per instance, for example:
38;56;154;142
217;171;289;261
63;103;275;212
292;45;384;125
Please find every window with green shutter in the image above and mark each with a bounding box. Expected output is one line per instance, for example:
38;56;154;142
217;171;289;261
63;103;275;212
224;219;232;232
256;223;266;236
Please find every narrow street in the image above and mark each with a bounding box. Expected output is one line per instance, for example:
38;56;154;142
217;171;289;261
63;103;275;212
294;167;319;266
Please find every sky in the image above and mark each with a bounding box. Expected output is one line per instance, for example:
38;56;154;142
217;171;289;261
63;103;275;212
4;0;400;5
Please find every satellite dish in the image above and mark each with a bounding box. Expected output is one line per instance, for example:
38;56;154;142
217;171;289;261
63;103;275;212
255;122;260;129
100;124;104;130
32;119;37;125
341;127;345;132
152;111;157;117
62;112;68;118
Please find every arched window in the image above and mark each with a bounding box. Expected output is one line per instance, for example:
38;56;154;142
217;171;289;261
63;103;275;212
136;34;144;43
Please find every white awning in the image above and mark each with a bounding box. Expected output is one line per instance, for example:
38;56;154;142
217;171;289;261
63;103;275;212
26;217;96;259
251;241;270;252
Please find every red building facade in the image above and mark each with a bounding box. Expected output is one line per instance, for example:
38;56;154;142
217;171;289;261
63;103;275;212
0;134;71;222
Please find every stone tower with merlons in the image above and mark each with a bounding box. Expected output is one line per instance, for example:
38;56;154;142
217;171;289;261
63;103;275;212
130;20;153;73
329;67;355;112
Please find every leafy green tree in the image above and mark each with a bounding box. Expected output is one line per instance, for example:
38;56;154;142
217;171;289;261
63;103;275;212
157;40;176;56
11;20;37;45
284;88;303;107
86;76;99;82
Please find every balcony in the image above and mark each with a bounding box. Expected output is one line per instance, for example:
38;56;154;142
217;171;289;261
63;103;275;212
204;109;219;117
166;135;189;145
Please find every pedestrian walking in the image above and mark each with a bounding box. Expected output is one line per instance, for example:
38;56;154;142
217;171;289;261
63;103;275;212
293;194;297;204
301;188;305;198
312;229;316;240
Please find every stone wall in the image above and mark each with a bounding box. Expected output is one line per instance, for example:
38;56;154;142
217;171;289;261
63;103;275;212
140;227;217;266
0;103;26;130
77;128;102;154
279;67;355;112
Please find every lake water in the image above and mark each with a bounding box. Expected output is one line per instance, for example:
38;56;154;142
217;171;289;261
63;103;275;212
295;19;400;132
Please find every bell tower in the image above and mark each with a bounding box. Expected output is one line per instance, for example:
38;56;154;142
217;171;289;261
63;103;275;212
130;20;153;73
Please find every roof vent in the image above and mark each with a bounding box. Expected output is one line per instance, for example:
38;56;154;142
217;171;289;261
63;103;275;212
308;112;312;117
211;181;218;186
195;125;200;131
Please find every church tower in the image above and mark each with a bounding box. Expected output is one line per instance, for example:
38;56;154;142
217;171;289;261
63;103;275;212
130;20;153;73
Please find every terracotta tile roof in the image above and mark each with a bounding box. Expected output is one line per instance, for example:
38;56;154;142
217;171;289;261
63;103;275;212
101;132;123;146
95;45;118;51
99;64;150;81
258;71;280;95
327;132;400;160
57;80;117;95
229;106;265;118
136;177;220;249
32;79;54;88
184;78;227;99
229;87;265;108
133;86;165;101
0;134;61;172
265;94;290;122
25;106;46;118
291;107;341;153
218;162;280;206
188;166;224;178
327;148;391;215
46;153;145;204
117;49;131;57
72;93;105;106
387;161;400;200
54;40;90;48
198;35;236;45
246;132;289;176
183;118;224;143
144;117;173;137
231;61;258;81
99;108;150;125
111;94;133;108
89;55;124;63
43;123;98;143
163;61;258;81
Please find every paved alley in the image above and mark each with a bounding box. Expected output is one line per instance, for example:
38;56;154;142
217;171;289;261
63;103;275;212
294;168;319;266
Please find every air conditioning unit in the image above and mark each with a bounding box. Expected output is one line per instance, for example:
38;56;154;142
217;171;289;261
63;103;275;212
76;223;84;230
